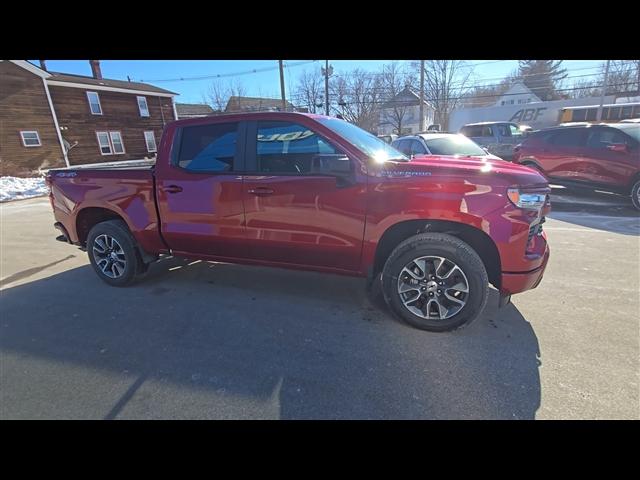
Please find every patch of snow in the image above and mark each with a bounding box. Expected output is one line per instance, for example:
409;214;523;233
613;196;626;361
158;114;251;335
0;176;48;202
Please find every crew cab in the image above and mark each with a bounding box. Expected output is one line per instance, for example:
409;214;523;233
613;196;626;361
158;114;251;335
46;112;551;332
512;123;640;210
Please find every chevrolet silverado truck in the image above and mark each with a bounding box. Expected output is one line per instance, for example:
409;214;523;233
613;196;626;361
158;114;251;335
46;112;551;332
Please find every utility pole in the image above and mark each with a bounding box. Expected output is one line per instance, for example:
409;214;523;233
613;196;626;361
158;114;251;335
419;60;425;131
597;60;610;122
279;60;287;111
321;61;333;115
325;60;330;116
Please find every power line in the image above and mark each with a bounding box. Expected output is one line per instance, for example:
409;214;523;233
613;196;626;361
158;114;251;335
139;60;318;83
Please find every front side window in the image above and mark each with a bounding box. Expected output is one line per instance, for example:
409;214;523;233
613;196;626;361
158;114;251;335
137;96;150;117
20;130;41;147
144;131;157;153
177;122;237;172
256;121;338;174
87;91;102;115
509;124;523;137
587;128;632;149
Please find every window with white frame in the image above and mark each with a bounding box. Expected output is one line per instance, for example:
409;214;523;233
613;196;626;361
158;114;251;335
144;131;157;152
87;91;102;115
96;132;112;154
137;96;150;117
20;131;41;147
96;131;126;155
110;132;125;154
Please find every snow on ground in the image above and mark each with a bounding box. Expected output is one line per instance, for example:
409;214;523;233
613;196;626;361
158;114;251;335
0;176;48;202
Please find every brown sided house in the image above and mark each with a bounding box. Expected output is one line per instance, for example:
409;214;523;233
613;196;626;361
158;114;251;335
0;60;178;177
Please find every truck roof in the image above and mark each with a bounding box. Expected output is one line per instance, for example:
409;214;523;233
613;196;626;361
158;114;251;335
168;111;333;128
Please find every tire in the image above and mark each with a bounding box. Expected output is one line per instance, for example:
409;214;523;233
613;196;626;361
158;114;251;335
381;233;489;332
86;219;145;287
631;179;640;211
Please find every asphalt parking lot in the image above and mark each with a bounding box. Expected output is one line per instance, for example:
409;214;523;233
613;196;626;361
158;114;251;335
1;191;638;419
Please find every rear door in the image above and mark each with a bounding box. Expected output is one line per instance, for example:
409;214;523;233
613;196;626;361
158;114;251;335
155;120;248;258
241;119;367;272
543;128;588;180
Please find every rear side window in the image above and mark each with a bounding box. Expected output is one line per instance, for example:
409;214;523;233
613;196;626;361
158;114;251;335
177;122;238;172
548;129;586;147
256;121;337;174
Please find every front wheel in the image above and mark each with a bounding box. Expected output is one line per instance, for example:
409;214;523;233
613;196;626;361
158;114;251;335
381;233;489;332
631;179;640;211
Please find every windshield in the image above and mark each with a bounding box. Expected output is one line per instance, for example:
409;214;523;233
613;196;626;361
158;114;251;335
317;117;409;162
422;135;488;156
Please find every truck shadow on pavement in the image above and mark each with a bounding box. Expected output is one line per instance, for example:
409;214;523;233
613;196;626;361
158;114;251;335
1;257;542;419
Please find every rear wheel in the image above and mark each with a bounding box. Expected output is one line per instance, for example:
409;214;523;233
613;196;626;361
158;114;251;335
381;233;489;332
631;179;640;211
87;220;144;287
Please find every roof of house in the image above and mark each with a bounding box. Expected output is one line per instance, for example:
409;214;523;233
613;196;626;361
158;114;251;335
46;71;177;96
381;86;434;110
225;96;296;112
176;103;216;117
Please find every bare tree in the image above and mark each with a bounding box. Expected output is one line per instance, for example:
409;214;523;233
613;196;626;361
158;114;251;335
460;69;518;107
379;62;417;135
420;60;471;130
294;68;325;113
568;60;640;99
203;79;247;112
603;60;640;95
330;69;381;132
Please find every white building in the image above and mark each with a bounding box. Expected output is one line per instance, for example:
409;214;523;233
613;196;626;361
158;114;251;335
378;86;435;135
494;81;542;107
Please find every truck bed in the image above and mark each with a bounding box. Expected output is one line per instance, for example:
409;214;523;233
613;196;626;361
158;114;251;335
47;162;167;255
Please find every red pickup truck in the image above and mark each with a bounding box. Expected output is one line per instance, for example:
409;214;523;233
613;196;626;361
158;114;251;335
46;112;551;332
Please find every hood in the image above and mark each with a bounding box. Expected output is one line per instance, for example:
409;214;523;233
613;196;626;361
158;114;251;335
387;154;548;188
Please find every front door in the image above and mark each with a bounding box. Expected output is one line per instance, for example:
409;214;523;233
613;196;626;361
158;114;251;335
155;120;247;258
584;127;638;186
241;120;367;272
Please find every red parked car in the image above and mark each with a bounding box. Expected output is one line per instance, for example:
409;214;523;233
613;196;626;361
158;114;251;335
512;123;640;210
46;112;551;332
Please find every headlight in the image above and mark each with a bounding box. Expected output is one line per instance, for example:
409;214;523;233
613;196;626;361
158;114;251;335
507;188;547;209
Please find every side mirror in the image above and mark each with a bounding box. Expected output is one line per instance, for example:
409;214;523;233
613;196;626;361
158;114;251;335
607;143;628;153
311;154;352;176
